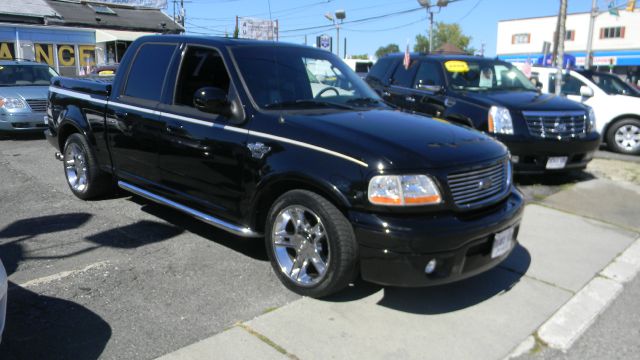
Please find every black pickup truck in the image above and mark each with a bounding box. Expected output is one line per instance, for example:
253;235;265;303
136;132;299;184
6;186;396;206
46;35;523;297
366;54;601;173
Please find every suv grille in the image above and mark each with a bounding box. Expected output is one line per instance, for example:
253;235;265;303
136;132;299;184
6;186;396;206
523;111;587;139
26;99;47;112
447;158;509;208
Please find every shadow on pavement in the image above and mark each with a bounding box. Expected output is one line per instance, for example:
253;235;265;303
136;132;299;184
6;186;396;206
0;132;46;141
0;283;112;360
131;196;268;261
515;170;595;186
325;244;531;314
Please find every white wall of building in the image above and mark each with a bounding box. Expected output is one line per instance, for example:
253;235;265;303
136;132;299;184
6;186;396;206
497;10;640;55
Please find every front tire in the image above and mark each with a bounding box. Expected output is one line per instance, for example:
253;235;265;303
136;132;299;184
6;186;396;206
63;133;111;200
607;118;640;155
265;190;358;298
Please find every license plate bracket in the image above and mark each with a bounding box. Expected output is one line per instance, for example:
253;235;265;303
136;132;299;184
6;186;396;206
546;156;568;169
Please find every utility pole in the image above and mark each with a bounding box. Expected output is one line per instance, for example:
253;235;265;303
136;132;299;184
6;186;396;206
554;0;568;95
179;0;186;27
417;1;449;53
585;0;598;69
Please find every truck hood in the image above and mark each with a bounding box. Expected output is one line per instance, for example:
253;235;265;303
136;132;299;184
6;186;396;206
284;109;508;170
463;90;587;112
0;85;49;100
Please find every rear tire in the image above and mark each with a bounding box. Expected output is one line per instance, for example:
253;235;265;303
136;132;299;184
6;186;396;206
63;133;112;200
265;190;358;298
606;118;640;155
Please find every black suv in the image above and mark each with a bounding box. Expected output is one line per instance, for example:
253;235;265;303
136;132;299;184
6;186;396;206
46;36;523;297
366;54;601;173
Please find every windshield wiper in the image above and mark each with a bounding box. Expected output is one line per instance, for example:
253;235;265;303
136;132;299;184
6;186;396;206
263;99;354;110
345;97;383;107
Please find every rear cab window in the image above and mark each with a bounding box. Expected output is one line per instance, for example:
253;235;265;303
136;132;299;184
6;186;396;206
122;43;177;103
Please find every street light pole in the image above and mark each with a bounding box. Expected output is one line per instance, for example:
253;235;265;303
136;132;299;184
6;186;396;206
417;0;448;53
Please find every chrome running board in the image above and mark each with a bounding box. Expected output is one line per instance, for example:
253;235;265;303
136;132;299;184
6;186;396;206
118;180;262;238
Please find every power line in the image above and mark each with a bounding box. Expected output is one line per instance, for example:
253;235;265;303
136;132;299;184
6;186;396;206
341;16;427;32
279;7;424;33
457;0;482;22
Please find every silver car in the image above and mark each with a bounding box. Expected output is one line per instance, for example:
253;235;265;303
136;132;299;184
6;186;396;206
0;60;57;133
0;258;6;341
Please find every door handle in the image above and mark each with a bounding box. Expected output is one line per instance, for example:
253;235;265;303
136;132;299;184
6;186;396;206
444;98;456;107
382;90;391;97
114;110;128;119
165;121;183;133
405;96;416;103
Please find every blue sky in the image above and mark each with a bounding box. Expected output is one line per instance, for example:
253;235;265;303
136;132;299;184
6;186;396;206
180;0;606;57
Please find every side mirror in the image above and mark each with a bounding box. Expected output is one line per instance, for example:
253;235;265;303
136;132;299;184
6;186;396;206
535;81;543;90
193;87;231;116
580;85;594;98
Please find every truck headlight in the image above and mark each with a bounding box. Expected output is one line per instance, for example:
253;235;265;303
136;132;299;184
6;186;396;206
587;108;596;133
368;175;442;206
0;97;27;110
488;106;514;135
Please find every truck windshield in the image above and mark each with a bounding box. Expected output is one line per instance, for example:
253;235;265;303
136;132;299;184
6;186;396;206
581;72;640;97
232;46;384;110
443;59;536;92
0;64;57;86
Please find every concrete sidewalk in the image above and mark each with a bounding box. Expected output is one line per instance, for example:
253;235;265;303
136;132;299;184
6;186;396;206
158;179;640;360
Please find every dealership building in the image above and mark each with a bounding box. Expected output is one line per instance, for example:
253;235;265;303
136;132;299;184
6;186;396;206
496;8;640;75
0;0;182;76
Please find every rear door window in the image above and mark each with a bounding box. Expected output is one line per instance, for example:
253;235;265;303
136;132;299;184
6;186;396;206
124;43;176;102
174;46;230;107
549;74;584;96
390;60;418;87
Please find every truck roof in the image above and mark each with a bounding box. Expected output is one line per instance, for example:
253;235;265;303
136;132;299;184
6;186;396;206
135;34;312;49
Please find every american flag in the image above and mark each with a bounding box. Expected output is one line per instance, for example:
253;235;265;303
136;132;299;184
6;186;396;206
403;43;410;69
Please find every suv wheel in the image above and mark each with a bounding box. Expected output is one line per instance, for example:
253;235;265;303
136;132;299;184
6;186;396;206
63;133;111;199
607;118;640;155
266;190;358;298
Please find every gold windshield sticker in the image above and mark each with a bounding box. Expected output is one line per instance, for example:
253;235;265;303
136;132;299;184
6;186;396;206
444;60;469;73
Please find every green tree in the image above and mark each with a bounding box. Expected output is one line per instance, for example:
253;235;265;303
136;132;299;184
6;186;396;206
375;43;400;59
413;34;429;53
431;22;474;53
351;54;369;60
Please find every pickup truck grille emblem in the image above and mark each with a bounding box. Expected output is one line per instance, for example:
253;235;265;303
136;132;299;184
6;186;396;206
247;142;271;159
478;177;493;190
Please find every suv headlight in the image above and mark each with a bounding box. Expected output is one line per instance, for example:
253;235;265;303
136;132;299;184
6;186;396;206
368;174;442;206
488;106;514;135
587;107;596;133
0;97;28;110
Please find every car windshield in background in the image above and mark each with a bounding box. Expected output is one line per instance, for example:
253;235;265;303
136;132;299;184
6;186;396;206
583;72;640;96
443;59;536;92
0;65;56;86
232;46;384;110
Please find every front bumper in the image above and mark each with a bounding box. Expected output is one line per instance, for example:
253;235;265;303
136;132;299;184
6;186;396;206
497;132;601;174
0;112;48;132
350;188;524;287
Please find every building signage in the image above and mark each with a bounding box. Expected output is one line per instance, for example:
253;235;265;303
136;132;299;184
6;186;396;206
576;56;617;67
317;34;332;51
91;0;167;9
0;41;95;67
238;17;278;41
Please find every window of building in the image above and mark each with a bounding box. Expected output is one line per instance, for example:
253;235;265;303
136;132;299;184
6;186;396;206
89;4;117;15
512;33;530;44
124;44;176;102
600;26;625;39
565;30;575;41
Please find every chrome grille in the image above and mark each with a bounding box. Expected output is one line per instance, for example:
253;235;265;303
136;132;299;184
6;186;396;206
26;99;47;112
447;159;508;208
523;111;587;139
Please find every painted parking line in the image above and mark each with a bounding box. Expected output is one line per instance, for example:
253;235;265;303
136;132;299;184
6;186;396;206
14;261;110;289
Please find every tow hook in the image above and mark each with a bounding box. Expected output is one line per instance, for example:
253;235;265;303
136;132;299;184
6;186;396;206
55;152;64;161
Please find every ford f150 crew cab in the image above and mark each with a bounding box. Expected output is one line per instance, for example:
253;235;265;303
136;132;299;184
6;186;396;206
366;54;601;173
46;36;523;297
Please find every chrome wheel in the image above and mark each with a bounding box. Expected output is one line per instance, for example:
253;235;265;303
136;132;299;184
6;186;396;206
271;205;330;287
614;124;640;152
64;142;88;192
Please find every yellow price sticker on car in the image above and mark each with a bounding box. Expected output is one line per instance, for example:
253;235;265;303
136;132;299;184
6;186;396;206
98;70;115;76
444;60;469;73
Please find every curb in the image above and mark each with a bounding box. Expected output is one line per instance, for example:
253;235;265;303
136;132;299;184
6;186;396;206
506;237;640;357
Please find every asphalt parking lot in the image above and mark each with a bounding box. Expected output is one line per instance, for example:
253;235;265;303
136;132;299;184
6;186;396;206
1;133;639;360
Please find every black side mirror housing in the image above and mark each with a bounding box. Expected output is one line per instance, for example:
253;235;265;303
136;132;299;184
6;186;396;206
194;87;231;116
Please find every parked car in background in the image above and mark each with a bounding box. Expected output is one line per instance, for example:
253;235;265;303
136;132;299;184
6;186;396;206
366;54;601;173
46;35;523;297
0;258;6;342
532;67;640;155
0;60;57;133
343;59;374;78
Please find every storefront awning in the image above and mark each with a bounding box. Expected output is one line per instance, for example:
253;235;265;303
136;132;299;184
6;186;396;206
95;29;157;43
